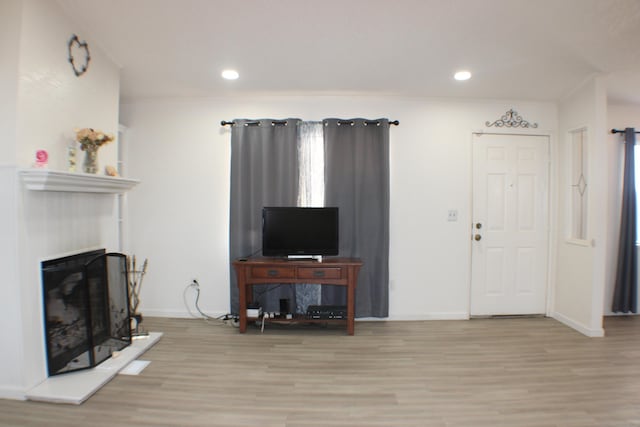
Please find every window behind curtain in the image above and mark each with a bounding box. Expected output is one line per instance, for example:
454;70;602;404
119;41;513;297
295;121;325;313
297;121;324;208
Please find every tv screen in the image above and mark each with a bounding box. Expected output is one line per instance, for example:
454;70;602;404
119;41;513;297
262;207;339;257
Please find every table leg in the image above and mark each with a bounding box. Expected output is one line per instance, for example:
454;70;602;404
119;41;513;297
237;272;247;333
347;267;356;335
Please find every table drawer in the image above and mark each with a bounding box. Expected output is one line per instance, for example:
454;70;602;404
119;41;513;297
250;266;296;279
297;267;343;280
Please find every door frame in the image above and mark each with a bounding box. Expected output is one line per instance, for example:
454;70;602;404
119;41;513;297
468;129;556;318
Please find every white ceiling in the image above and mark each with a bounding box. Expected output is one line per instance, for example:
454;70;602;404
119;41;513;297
57;0;640;104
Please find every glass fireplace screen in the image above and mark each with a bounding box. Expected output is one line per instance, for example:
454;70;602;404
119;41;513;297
41;250;131;376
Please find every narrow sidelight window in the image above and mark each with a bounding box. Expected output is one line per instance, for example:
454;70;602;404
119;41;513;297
570;127;588;240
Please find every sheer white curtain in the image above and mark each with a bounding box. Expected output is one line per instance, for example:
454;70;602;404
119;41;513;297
297;121;324;207
295;121;324;312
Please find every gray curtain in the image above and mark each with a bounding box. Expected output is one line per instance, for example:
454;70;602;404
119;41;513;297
322;118;390;317
612;127;638;313
228;118;301;314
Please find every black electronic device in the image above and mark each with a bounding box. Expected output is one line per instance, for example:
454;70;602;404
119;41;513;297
305;305;347;320
262;207;339;258
279;298;290;314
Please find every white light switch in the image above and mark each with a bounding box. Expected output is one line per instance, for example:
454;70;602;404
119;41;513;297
447;210;458;222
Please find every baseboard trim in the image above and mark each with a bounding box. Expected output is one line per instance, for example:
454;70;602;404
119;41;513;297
380;312;469;321
551;311;605;337
0;386;27;401
143;310;470;321
141;309;228;319
603;312;640;317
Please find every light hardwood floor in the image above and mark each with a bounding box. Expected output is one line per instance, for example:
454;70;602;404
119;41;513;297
1;316;640;427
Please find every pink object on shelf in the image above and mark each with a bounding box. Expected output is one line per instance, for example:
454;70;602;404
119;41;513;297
34;149;48;168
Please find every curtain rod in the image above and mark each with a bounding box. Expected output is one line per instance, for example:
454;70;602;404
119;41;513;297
611;128;640;134
221;120;400;127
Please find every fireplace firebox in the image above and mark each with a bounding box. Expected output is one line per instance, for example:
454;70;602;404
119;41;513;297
41;250;131;376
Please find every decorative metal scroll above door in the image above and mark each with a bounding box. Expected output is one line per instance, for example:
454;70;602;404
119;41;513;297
485;109;538;129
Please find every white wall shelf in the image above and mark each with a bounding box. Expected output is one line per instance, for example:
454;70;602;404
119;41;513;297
20;169;140;193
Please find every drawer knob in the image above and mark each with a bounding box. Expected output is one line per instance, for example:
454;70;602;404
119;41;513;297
313;270;325;277
267;269;278;277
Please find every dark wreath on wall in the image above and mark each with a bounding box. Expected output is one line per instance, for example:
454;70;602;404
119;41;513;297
68;34;91;77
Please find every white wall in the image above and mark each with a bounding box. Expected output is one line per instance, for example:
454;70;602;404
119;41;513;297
0;0;121;399
604;102;640;315
16;0;119;171
120;96;557;321
0;167;22;399
0;0;21;164
553;76;608;336
0;0;27;400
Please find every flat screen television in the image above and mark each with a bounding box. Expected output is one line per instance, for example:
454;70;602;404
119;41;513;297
262;207;339;258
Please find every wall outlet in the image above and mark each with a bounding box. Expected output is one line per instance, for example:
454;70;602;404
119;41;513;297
447;210;458;222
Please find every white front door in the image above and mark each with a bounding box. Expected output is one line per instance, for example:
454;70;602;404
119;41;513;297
470;133;549;316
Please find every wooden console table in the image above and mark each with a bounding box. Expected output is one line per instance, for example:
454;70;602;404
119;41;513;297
232;257;362;335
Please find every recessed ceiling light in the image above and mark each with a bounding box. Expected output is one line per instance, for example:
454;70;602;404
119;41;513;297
454;70;472;81
221;69;239;80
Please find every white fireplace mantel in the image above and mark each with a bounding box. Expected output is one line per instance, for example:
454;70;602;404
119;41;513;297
19;169;140;193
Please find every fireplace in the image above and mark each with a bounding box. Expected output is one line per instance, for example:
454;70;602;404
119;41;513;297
41;249;131;376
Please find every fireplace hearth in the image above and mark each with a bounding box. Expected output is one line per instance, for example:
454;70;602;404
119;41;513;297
41;250;131;376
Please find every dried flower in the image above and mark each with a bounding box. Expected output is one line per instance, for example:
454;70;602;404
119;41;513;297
74;128;115;151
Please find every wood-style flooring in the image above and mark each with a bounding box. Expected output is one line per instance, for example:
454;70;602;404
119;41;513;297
1;316;640;427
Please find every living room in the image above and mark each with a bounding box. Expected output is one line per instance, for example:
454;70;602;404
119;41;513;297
2;0;640;424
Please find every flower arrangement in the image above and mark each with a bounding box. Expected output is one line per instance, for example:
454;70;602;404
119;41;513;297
74;128;115;174
74;128;115;151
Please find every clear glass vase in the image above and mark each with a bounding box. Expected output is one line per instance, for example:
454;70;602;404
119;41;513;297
67;143;77;172
83;146;99;174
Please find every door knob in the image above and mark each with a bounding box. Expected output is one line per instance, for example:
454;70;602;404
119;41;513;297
474;234;482;241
